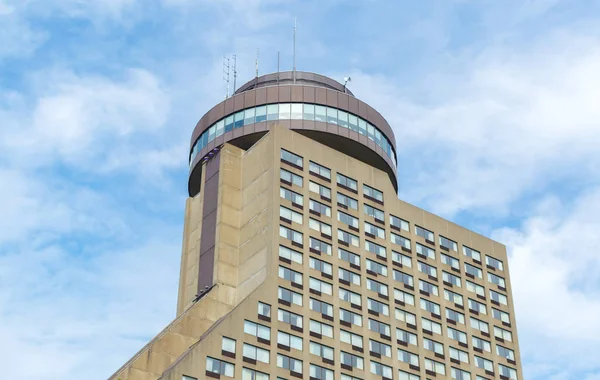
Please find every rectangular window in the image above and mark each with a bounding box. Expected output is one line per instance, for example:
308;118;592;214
310;364;334;380
309;199;331;217
497;345;516;361
444;289;464;306
369;339;392;357
267;104;279;120
446;308;465;325
396;328;418;346
338;229;359;247
423;337;444;356
391;233;411;251
494;326;513;342
474;355;494;373
419;279;439;296
394;288;415;306
486;255;504;271
368;297;390;316
466;280;485;297
440;235;458;251
309;161;331;180
365;221;385;239
390;215;409;231
425;358;446;376
422;317;442;334
340;351;364;370
310;341;334;361
244;320;271;341
309;180;331;200
278;309;303;330
371;361;393;378
415;225;434;242
339;248;360;267
392;251;412;268
255;105;267;122
241;368;269;380
451;368;471;380
470;317;489;334
279;103;291;119
418;261;438;279
309;218;332;237
365;240;386;258
366;258;388;276
280;168;303;187
314;105;326;122
488;272;507;289
243;107;256;125
309;298;333;317
243;343;270;364
398;348;419;367
279;266;303;286
443;271;462;287
309;237;332;256
277;330;303;351
279;245;303;265
234;110;245;128
310;257;333;276
396;310;417;327
337;192;358;210
367;278;389;297
281;149;302;168
338;210;359;230
303;104;315;120
498;364;518;380
465;263;483;279
222;336;236;355
258;302;271;319
278;286;302;306
309;319;333;338
364;204;385;221
398;370;420;380
279;206;303;225
393;270;414;288
206;357;234;377
277;354;303;375
279;225;303;246
448;327;468;345
363;184;384;203
420;298;441;316
339;267;361;286
472;336;492;352
369;318;391;336
326;107;338;124
468;298;487;315
280;186;304;207
492;307;511;325
338;110;349;128
309;277;333;296
416;242;435;259
340;308;362;327
341;329;363;348
290;103;303;120
218;118;227;135
463;246;482;262
348;114;358;132
337;173;358;192
450;346;470;364
490;289;508;306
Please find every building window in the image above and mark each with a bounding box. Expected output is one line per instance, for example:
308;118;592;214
369;339;392;357
472;336;492;352
309;319;333;338
309;218;332;238
494;326;513;342
463;246;482;262
279;245;303;265
490;290;508;306
339;248;361;268
309;237;332;256
326;107;338;124
341;329;363;348
364;204;385;222
338;211;359;230
279;103;290;119
420;298;441;316
309;277;333;296
451;367;471;380
314;105;326;122
497;345;516;361
206;357;234;377
309;199;331;217
337;192;358;210
468;298;487;315
393;270;414;288
280;187;304;207
416;242;435;260
244;320;271;341
309;181;331;201
368;298;390;316
396;309;417;328
337;173;358;192
390;215;409;231
310;364;334;380
182;375;197;380
421;317;442;335
419;279;439;296
474;355;494;373
444;289;464;307
277;354;303;375
449;346;470;364
339;268;361;286
488;272;506;289
446;308;465;325
281;149;303;168
278;287;302;306
423;337;444;356
443;271;462;287
363;184;384;203
371;361;393;379
398;370;420;380
396;328;418;346
339;287;362;307
367;258;388;276
340;308;363;327
341;351;364;370
392;251;412;268
279;225;303;247
394;288;415;306
365;240;386;259
418;261;438;279
415;225;434;243
464;263;483;279
278;309;303;330
309;298;334;317
367;278;389;297
391;233;411;251
338;229;359;247
242;368;269;380
466;280;486;297
309;161;331;180
439;235;458;251
280;168;303;187
365;221;385;239
398;348;419;367
492;307;511;325
221;337;236;358
425;358;446;376
341;375;362;380
441;253;460;270
310;341;334;361
310;257;333;276
279;266;303;286
243;343;270;364
369;318;392;337
448;327;468;345
498;364;518;380
470;317;490;334
486;255;504;271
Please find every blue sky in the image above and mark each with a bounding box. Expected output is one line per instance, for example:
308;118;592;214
1;0;600;379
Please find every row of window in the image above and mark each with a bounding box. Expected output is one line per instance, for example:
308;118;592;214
189;103;398;168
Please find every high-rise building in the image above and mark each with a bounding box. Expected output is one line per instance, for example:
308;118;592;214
110;71;522;380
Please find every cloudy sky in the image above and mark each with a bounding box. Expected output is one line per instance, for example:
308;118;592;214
1;0;600;379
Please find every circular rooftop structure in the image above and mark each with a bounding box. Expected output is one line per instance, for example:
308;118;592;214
188;71;398;197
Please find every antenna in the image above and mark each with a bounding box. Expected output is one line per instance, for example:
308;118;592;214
255;48;259;77
277;51;280;85
343;76;351;94
222;55;230;99
293;18;297;83
232;54;237;93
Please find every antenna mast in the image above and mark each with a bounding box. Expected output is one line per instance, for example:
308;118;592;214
232;54;237;93
277;51;280;85
223;55;230;99
255;48;259;77
293;18;297;83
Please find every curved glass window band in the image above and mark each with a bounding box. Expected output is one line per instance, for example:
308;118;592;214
190;103;397;168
